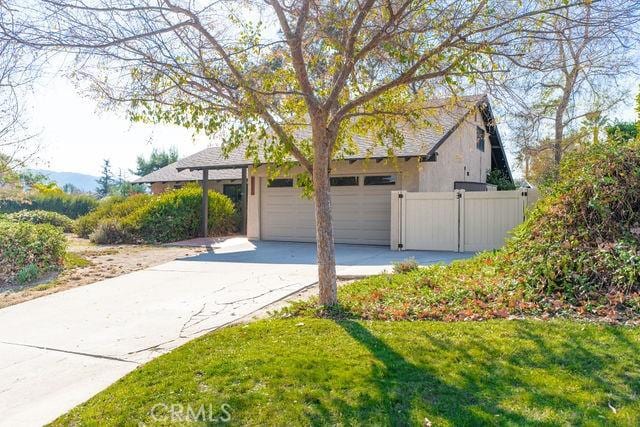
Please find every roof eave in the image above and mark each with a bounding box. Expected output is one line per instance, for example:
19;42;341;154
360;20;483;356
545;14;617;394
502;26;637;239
480;101;514;183
176;163;253;172
423;95;487;159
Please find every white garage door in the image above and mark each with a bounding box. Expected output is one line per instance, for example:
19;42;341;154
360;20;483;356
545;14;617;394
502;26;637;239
260;174;401;245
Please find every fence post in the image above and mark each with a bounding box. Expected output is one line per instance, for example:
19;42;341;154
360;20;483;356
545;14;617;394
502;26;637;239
390;191;406;250
456;189;465;253
525;188;540;213
400;191;406;250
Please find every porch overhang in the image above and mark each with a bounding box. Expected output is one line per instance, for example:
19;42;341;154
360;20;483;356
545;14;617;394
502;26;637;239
199;164;249;238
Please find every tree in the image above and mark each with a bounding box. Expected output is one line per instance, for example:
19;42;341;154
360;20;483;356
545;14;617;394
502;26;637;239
606;90;640;144
519;131;584;186
63;183;82;194
19;170;50;189
110;181;146;197
132;147;179;177
503;1;640;180
605;121;637;144
580;111;608;146
96;159;114;198
3;0;591;305
637;86;640;139
111;169;146;196
0;154;22;200
0;3;42;197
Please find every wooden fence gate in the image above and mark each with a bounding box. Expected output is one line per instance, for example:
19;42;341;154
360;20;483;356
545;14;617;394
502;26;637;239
391;189;538;252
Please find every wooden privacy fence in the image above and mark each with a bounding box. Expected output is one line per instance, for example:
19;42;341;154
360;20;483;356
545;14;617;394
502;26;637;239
391;189;539;252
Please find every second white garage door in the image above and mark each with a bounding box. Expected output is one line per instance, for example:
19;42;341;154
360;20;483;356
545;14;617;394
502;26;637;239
260;174;401;245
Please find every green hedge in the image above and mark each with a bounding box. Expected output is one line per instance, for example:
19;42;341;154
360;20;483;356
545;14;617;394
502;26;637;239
0;219;67;285
0;193;98;219
121;186;236;243
76;186;236;244
5;209;74;232
75;194;151;238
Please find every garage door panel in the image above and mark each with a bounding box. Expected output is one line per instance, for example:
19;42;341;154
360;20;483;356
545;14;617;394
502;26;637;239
261;176;399;245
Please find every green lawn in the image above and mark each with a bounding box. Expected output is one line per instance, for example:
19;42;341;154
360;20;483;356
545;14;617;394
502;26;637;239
54;318;640;426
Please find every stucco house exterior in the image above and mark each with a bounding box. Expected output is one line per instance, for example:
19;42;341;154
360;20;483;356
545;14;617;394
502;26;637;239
171;95;512;246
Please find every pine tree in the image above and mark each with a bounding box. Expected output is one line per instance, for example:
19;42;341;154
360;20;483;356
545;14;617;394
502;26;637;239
95;159;114;198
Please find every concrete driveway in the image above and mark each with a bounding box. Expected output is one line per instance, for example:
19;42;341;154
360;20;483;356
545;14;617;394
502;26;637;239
0;238;471;426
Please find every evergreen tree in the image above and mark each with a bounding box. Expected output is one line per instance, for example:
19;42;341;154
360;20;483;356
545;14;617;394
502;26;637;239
132;147;178;177
95;159;114;198
62;183;82;194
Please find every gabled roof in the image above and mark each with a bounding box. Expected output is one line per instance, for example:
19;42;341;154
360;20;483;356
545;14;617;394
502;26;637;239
133;161;241;184
175;94;511;181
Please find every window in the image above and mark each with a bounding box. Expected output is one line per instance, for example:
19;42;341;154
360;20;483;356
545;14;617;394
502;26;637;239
223;184;243;205
330;176;359;186
476;126;486;152
267;178;293;188
364;175;396;186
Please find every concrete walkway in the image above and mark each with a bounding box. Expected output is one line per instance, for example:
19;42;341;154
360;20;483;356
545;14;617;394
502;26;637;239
0;238;471;426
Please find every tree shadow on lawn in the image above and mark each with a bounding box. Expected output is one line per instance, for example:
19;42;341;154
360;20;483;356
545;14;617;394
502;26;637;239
302;320;640;426
509;322;640;415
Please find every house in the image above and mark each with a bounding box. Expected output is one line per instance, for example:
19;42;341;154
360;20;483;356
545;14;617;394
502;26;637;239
133;161;243;203
174;95;512;246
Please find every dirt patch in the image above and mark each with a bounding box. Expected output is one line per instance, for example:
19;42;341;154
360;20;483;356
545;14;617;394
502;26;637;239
0;235;209;309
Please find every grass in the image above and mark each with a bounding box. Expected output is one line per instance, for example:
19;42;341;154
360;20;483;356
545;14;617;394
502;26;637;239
53;318;640;426
63;252;92;269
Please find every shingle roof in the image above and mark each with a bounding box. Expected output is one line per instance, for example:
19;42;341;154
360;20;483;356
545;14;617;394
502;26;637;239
133;161;241;184
176;95;488;171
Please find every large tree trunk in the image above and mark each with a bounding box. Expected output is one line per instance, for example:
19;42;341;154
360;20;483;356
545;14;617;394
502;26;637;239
554;70;576;168
312;135;337;306
553;112;563;166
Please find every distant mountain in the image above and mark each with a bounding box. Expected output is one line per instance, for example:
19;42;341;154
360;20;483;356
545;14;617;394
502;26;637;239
28;169;100;193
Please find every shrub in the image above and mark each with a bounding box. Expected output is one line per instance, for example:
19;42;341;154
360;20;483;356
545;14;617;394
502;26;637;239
392;257;419;274
75;194;151;238
16;264;40;285
0;193;98;218
5;209;74;232
76;187;236;244
0;219;66;285
122;186;236;243
486;169;517;191
89;219;132;244
502;140;640;301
